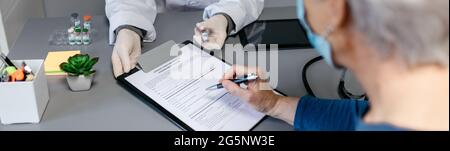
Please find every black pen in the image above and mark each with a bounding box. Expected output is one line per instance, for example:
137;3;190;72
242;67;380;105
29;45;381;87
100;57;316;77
206;73;259;91
0;52;16;69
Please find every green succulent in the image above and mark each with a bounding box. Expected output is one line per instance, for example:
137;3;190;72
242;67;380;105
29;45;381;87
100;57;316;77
60;54;99;76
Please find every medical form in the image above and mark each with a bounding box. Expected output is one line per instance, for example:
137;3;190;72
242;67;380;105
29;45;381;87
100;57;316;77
123;44;265;131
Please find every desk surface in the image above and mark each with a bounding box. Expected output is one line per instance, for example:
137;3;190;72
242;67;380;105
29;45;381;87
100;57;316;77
1;7;344;131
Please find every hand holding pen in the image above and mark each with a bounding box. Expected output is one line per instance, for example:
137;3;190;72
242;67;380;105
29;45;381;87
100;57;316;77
206;73;259;90
218;65;284;116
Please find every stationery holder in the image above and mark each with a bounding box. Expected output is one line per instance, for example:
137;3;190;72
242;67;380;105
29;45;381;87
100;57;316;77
0;60;49;125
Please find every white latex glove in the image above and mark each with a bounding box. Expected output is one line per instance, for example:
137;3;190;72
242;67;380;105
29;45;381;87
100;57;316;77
194;15;228;50
111;29;141;77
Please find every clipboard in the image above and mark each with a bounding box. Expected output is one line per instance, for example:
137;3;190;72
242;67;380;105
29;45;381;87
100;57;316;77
117;40;286;131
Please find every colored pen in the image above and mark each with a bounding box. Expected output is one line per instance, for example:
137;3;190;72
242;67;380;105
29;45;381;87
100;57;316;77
206;73;259;91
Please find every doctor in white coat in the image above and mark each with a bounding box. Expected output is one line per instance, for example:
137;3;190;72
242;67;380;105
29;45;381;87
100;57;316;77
106;0;264;77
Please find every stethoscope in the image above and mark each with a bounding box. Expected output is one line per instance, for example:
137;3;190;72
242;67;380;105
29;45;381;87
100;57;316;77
302;56;368;100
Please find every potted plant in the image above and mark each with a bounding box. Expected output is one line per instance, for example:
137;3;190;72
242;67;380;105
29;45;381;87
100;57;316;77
59;54;99;92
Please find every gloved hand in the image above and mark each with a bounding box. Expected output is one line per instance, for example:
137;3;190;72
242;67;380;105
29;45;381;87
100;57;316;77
194;14;229;50
111;29;141;77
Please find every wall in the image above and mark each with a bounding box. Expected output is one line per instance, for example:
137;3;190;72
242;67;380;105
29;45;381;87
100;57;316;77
0;0;45;53
0;10;7;54
43;0;106;18
265;0;296;8
43;0;296;17
0;0;296;54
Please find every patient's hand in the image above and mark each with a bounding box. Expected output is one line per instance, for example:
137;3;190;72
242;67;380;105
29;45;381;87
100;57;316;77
220;65;300;125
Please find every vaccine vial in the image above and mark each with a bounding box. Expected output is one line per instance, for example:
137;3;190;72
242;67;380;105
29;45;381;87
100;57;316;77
74;28;82;45
71;13;81;29
83;15;92;31
82;28;91;45
68;33;76;46
68;28;76;45
201;30;210;42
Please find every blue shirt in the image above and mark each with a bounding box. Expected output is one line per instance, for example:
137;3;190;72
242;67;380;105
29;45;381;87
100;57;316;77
294;95;409;131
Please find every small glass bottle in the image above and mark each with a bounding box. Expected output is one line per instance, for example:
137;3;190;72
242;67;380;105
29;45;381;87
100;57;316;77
75;28;82;45
70;13;81;29
68;28;76;45
82;28;91;45
83;15;92;31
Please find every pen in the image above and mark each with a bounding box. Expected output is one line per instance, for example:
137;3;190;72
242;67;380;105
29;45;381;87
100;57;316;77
22;61;34;81
0;52;17;69
206;73;259;91
22;61;34;75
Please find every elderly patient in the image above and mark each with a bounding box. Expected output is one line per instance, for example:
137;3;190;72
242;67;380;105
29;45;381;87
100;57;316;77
220;0;449;131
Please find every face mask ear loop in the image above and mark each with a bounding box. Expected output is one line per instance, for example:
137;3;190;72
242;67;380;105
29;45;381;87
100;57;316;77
321;24;340;68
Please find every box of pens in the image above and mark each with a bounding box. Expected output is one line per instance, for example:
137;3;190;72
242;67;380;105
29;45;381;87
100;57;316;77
0;54;49;124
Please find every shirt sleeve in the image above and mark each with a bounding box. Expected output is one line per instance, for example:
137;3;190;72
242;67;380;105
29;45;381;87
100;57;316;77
114;25;147;41
105;0;157;45
214;13;236;35
294;95;370;131
203;0;264;35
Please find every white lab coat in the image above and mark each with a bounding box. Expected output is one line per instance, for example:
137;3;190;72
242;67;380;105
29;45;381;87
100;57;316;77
106;0;264;44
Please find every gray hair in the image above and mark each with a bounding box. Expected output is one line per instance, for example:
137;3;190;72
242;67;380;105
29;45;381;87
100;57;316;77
348;0;449;67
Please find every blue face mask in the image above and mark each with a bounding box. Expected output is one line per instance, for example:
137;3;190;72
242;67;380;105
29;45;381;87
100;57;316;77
297;0;336;67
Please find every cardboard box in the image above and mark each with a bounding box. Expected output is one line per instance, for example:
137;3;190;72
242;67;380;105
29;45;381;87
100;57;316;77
0;60;49;125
